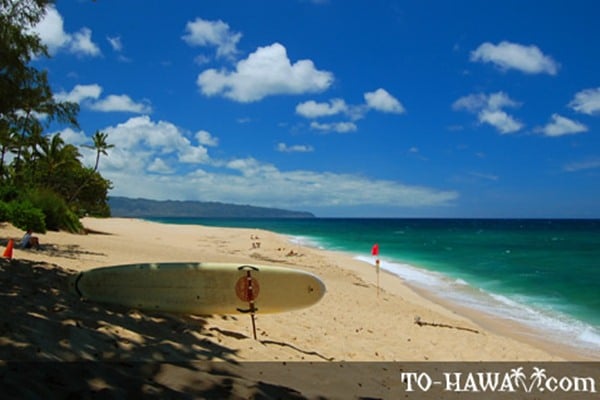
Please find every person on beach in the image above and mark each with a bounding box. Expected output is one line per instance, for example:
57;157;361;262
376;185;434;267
19;230;40;249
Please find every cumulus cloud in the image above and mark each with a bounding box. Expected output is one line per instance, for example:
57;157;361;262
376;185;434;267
296;89;403;132
539;114;587;137
296;99;349;118
182;18;242;59
54;84;102;103
470;41;558;75
364;88;405;113
56;115;457;210
55;84;151;113
148;158;174;174
569;88;600;115
97;116;212;174
196;43;333;102
54;127;88;146
89;95;152;113
106;156;458;209
196;130;219;147
33;5;101;57
453;92;523;134
478;110;522;134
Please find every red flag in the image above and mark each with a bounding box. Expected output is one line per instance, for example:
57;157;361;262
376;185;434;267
371;243;379;256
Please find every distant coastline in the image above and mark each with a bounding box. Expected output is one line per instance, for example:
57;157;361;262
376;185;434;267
108;196;315;218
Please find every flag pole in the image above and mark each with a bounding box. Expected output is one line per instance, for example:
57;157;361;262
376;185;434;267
376;259;380;297
371;243;380;297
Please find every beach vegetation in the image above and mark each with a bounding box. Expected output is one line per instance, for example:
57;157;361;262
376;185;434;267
0;201;9;222
0;0;112;232
6;200;46;233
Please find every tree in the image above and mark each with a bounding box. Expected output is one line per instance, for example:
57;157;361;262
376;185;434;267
85;130;115;172
1;0;79;185
0;1;113;229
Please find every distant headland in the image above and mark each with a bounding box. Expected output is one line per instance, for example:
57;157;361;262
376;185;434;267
108;196;315;218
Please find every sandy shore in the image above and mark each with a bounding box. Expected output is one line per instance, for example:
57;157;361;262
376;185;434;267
1;217;592;398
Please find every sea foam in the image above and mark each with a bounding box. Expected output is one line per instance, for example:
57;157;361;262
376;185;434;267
354;254;600;356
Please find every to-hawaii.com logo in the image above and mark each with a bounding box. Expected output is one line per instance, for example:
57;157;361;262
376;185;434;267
401;366;597;393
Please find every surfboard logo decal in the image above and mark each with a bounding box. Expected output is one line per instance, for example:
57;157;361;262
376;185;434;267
235;274;260;302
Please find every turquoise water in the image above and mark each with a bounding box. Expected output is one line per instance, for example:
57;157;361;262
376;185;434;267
148;217;600;354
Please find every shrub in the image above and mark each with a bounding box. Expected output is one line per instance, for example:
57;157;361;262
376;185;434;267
0;201;10;222
62;208;83;233
0;184;19;202
8;201;46;233
26;188;83;233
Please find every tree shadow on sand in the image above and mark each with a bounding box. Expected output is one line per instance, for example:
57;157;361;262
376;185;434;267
0;259;319;399
1;236;106;260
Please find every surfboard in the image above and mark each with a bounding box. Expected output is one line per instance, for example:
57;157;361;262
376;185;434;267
69;262;326;315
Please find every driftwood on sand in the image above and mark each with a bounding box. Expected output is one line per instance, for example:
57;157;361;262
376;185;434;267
414;315;480;334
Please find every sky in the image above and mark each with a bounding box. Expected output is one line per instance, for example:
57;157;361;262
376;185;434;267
28;0;600;218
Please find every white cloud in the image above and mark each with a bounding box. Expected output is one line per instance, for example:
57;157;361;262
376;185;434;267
89;95;152;114
55;84;102;103
32;5;69;53
539;114;587;137
296;99;348;118
106;156;458;209
182;18;242;59
33;6;101;57
69;27;101;57
569;88;600;115
55;84;151;113
453;92;523;134
59;116;457;211
478;110;523;134
196;130;219;147
53;127;88;146
364;88;405;113
100;116;211;172
196;43;333;102
148;158;174;174
295;89;403;133
470;41;558;75
310;121;357;133
277;143;314;153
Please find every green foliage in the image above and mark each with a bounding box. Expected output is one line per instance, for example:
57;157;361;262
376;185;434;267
0;3;114;231
26;188;83;233
0;183;18;202
7;201;46;233
0;201;10;222
70;168;112;217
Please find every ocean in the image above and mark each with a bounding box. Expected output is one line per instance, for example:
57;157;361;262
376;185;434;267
148;217;600;357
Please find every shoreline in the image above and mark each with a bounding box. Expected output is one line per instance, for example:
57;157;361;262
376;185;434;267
1;217;583;362
355;256;599;362
276;232;598;361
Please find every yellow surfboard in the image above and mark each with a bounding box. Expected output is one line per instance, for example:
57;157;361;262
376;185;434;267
70;262;326;315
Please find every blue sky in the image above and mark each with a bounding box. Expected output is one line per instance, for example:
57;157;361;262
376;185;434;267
31;0;600;217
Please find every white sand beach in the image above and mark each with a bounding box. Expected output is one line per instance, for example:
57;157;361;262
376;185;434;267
2;217;589;398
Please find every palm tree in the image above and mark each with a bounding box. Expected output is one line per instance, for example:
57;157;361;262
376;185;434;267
35;133;80;189
68;131;114;203
85;130;114;172
0;122;15;180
